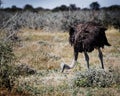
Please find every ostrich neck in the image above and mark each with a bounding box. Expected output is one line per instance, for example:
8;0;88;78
69;59;77;68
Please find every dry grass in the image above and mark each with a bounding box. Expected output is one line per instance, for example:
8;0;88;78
105;28;120;67
15;28;120;70
0;88;30;96
15;29;72;70
12;28;120;95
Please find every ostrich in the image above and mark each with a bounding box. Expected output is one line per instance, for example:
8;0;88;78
61;22;111;72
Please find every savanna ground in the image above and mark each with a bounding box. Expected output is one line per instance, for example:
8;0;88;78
1;28;120;96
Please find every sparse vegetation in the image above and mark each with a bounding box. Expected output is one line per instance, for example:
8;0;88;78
0;26;120;96
72;69;118;88
0;42;15;90
4;28;118;96
0;2;120;95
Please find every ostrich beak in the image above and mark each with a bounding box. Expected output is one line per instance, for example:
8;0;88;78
60;63;71;72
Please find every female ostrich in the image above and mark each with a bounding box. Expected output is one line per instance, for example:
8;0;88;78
61;22;111;72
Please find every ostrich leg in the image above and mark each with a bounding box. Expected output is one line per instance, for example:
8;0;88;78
61;51;78;72
84;51;90;69
98;48;104;69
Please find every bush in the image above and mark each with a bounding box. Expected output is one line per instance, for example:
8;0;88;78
0;42;16;90
72;69;115;87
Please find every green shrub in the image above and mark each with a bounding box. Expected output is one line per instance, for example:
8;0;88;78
72;69;115;87
0;42;16;90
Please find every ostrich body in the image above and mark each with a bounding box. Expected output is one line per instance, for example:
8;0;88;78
61;22;111;72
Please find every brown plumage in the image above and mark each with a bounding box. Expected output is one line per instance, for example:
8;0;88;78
61;22;111;72
69;22;111;52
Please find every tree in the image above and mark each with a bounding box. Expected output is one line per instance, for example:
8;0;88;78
11;5;22;12
0;0;3;8
60;5;68;11
69;4;77;10
24;4;34;11
52;5;69;12
90;2;100;10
